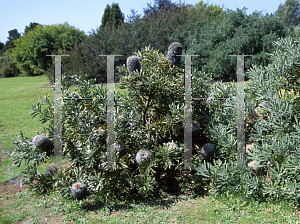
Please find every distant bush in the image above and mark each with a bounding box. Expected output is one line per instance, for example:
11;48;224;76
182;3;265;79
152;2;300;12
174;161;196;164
0;49;21;77
44;3;209;84
181;8;289;82
12;22;86;77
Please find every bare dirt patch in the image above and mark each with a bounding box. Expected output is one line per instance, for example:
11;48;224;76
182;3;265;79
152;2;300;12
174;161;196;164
0;177;29;196
41;83;54;88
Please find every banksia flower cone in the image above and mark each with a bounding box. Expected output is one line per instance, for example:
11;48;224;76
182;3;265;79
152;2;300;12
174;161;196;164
69;92;79;98
113;141;126;156
248;160;262;175
246;143;254;153
47;166;58;177
167;42;182;65
166;141;179;151
32;134;54;156
136;149;152;164
192;121;201;138
198;143;215;160
206;92;215;106
71;182;86;199
93;128;106;136
126;55;141;77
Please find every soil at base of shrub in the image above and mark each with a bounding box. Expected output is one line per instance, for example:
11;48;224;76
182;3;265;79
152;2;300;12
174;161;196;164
0;177;29;196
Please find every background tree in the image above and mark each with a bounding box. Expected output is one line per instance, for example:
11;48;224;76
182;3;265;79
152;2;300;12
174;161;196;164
110;3;125;28
11;22;86;76
184;8;289;82
276;0;300;27
100;3;124;30
46;1;205;84
0;48;21;77
45;2;289;85
100;4;111;29
0;42;4;55
0;29;22;77
142;0;179;19
125;9;143;25
187;0;225;21
24;22;41;35
2;29;21;52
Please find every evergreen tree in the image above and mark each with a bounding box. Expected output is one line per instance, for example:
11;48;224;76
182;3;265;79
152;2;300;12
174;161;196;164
110;3;125;27
100;3;124;30
276;0;300;27
188;0;225;21
24;22;41;35
100;4;111;29
0;42;4;55
2;29;21;52
125;9;143;24
142;0;178;19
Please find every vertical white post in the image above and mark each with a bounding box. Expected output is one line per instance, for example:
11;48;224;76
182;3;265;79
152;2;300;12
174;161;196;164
229;55;252;168
176;55;199;170
98;55;122;170
46;55;70;170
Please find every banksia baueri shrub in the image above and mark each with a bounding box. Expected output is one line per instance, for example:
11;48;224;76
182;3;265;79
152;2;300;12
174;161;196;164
166;42;182;65
198;143;215;160
136;149;152;164
32;135;54;156
71;182;86;199
46;166;58;177
126;55;141;77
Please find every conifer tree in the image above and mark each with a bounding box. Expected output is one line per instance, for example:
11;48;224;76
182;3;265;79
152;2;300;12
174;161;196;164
276;0;300;27
100;3;124;30
110;3;125;27
100;4;111;29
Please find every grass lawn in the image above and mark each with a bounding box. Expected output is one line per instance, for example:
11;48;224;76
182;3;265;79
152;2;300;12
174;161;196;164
1;75;300;223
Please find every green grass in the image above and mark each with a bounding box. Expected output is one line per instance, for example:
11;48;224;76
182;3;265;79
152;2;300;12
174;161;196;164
0;75;54;152
1;189;300;223
1;75;300;223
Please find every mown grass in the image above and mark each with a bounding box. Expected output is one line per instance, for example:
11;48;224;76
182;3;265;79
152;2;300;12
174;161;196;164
1;75;300;223
1;188;300;223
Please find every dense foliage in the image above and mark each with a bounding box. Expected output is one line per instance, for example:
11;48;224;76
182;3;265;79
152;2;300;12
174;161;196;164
0;29;22;77
195;36;300;205
45;5;292;85
100;3;124;30
44;2;223;84
13;45;216;201
11;22;87;76
276;0;300;27
0;48;21;77
184;8;290;82
12;35;300;207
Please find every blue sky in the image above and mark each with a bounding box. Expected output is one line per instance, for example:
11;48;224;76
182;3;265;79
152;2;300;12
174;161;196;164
1;0;285;44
